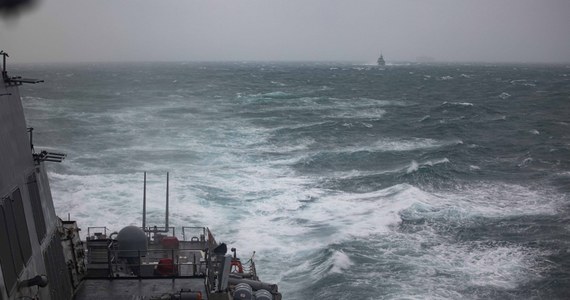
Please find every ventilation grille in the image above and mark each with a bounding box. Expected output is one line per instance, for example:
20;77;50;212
43;234;73;300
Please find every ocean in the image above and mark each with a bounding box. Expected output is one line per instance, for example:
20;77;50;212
17;61;570;299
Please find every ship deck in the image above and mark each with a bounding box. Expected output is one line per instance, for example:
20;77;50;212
74;277;208;300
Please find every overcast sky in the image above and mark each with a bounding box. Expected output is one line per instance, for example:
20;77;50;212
1;0;570;63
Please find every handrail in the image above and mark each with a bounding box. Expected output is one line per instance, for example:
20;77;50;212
182;226;206;241
142;226;176;241
107;240;114;278
87;227;109;239
141;172;170;233
103;248;208;278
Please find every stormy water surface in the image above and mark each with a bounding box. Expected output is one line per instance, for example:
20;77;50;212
19;62;570;299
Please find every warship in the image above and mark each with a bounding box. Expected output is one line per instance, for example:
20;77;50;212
377;53;385;66
0;51;282;300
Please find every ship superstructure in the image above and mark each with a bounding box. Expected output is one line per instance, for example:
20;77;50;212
0;52;281;300
377;53;386;66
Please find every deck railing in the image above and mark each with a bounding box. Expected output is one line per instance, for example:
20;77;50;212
104;248;207;278
85;226;220;282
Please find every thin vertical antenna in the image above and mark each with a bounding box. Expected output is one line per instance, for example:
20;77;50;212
1;51;8;73
1;50;8;79
142;172;147;229
165;172;169;232
28;127;34;151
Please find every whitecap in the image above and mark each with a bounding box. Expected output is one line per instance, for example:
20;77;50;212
431;243;547;290
518;157;533;167
329;250;353;274
405;158;449;174
424;158;450;166
371;138;461;152
510;79;536;87
262;91;292;98
331;108;386;120
499;92;511;99
407;160;419;174
434;182;564;217
442;101;473;106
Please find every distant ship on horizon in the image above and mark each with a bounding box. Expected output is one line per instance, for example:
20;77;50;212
377;53;386;66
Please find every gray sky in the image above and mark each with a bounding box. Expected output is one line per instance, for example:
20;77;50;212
1;0;570;63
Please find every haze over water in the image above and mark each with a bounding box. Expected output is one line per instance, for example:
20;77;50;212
3;1;570;64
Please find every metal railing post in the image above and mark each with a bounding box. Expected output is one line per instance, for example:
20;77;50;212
138;250;141;279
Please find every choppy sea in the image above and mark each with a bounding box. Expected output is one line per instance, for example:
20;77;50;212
17;61;570;299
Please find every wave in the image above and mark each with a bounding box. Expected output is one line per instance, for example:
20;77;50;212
295;184;434;240
510;79;537;87
328;108;386;120
283;180;566;298
270;81;286;86
293;248;354;279
406;158;450;174
399;158;455;188
356;97;410;107
227;183;435;260
24;62;570;299
244;91;299;100
441;101;474;107
240;96;406;120
359;138;461;153
432;182;565;217
293;139;462;179
499;92;511;99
